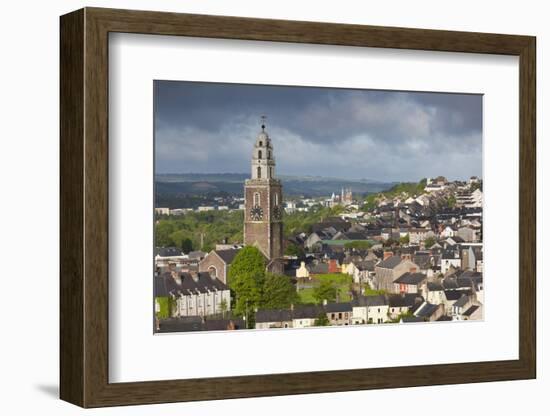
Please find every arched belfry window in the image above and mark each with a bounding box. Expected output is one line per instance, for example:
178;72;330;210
259;141;263;147
268;150;271;159
258;150;262;159
269;167;273;178
257;166;261;179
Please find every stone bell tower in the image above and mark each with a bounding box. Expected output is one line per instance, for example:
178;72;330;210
243;116;283;264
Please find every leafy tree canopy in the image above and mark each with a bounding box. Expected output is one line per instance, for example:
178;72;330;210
314;313;330;326
261;273;300;310
284;242;305;258
344;240;373;250
228;246;267;318
424;236;436;249
312;280;337;304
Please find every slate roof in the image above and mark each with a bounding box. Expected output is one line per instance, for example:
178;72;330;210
444;289;471;301
188;250;206;259
415;303;439;318
413;253;433;269
376;255;402;269
462;305;480;317
155;246;184;257
292;305;325;320
214;248;241;264
427;282;444;291
325;302;353;313
155;271;228;298
311;219;350;233
255;303;351;323
458;270;483;284
393;272;427;285
401;316;424;323
352;295;388;308
442;248;460;259
158;317;245;333
388;294;423;308
436;315;453;321
255;309;293;323
357;260;376;272
454;294;471;308
342;231;370;240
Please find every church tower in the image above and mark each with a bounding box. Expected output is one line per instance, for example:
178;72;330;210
244;117;283;264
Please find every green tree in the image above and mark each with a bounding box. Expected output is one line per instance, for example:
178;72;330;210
155;297;173;319
227;246;267;322
314;313;330;326
383;238;396;248
447;195;457;208
219;298;228;318
312;280;337;304
362;194;379;211
261;273;300;309
182;238;193;253
389;310;414;323
399;234;410;245
424;236;436;248
155;221;176;246
284;242;305;258
344;240;373;250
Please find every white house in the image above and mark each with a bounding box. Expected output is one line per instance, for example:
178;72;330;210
351;295;389;324
440;225;456;238
156;271;231;318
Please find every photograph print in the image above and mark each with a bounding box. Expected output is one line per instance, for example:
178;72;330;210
153;81;483;333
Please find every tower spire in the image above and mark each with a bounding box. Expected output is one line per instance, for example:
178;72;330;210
260;114;267;132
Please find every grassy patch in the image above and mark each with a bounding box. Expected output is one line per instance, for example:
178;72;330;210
298;273;353;304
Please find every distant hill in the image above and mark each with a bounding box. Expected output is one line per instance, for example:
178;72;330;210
155;173;396;204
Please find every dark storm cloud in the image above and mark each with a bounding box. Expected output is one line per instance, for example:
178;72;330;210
154;81;482;181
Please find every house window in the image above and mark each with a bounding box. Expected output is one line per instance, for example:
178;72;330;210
331;313;335;319
338;313;342;319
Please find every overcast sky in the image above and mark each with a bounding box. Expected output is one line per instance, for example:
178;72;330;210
154;81;482;182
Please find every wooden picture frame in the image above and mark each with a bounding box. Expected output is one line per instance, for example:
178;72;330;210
60;7;536;408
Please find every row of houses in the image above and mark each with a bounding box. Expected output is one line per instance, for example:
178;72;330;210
255;288;482;330
155;271;231;318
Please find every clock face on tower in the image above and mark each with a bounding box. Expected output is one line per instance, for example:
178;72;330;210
250;205;264;221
